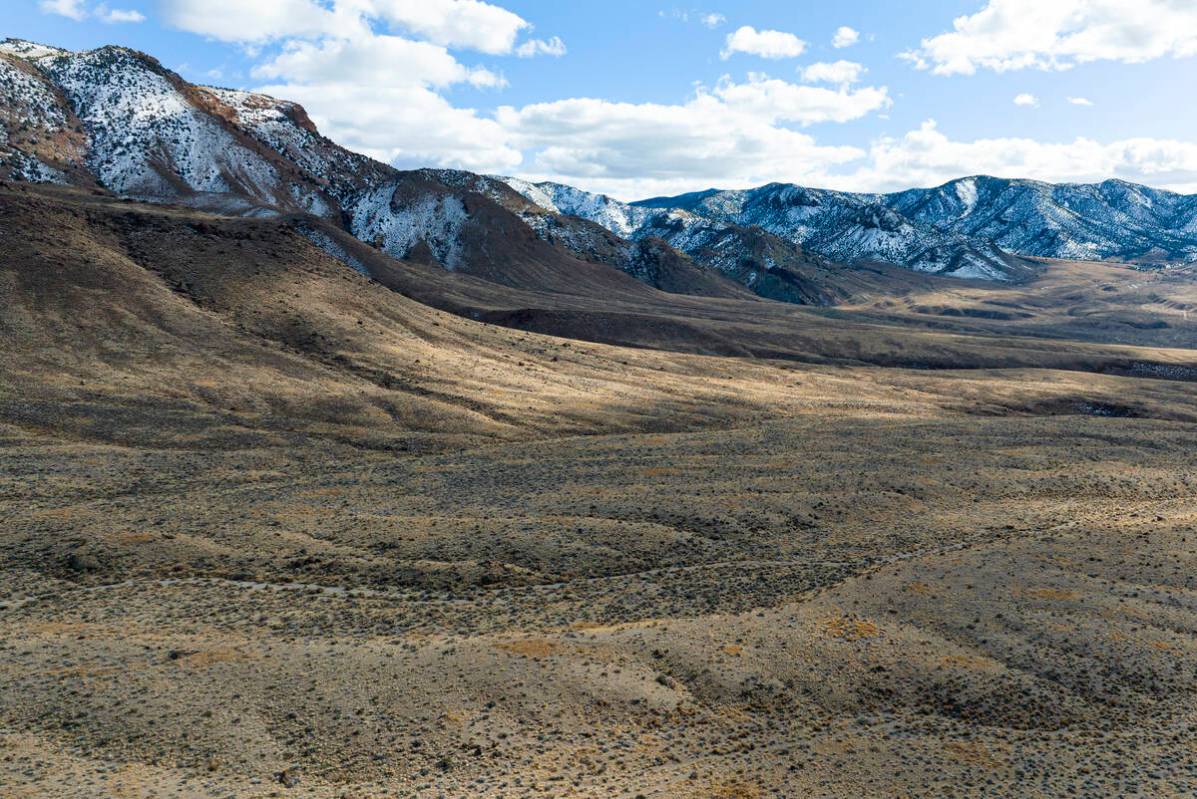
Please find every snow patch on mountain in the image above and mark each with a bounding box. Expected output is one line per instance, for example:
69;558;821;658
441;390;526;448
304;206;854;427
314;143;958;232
955;178;978;215
38;48;283;207
497;178;653;239
350;185;469;269
494;176;560;214
0;39;69;61
0;57;67;132
4;150;65;183
205;87;349;192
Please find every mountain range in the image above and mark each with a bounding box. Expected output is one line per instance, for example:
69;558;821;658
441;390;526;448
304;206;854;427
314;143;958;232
3;37;1197;305
501;175;1197;282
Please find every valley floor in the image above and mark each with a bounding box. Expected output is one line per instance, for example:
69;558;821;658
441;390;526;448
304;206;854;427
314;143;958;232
4;411;1197;798
3;186;1197;798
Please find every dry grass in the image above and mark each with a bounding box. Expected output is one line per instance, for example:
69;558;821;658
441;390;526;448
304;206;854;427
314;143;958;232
823;616;882;641
2;185;1197;797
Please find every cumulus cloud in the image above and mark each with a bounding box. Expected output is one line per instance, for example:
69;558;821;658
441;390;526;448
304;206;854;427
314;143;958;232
261;81;521;172
98;7;146;23
493;75;891;199
161;0;541;54
160;0;353;41
1013;93;1039;107
495;111;1197;200
721;26;806;60
832;26;859;48
40;0;144;23
155;0;570;172
1068;96;1094;106
39;0;87;19
515;37;566;58
842;120;1197;194
902;0;1197;75
245;21;516;172
700;13;727;29
713;75;889;124
252;34;504;89
800;60;866;85
497;97;863;200
363;0;529;55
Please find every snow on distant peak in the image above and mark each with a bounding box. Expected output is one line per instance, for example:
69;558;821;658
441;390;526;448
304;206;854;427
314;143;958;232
496;177;651;238
0;39;71;61
954;177;978;215
493;176;560;214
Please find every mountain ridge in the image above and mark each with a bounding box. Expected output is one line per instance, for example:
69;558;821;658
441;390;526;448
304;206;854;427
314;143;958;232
620;174;1197;268
501;173;1197;281
4;36;1197;297
1;37;867;304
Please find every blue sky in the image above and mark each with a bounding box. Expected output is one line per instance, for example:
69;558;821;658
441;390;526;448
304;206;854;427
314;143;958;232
9;1;1197;199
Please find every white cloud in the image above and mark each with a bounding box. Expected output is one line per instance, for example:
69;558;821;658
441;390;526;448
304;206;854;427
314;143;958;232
832;26;860;48
161;0;532;53
800;60;866;85
39;0;87;19
497;97;863;200
495;112;1197;200
363;0;528;55
842;120;1197;194
515;36;567;58
227;1;523;172
261;82;521;172
98;6;146;23
253;34;504;89
494;75;890;199
39;0;145;23
713;74;889;123
1013;92;1039;107
721;26;806;60
161;0;353;42
903;0;1197;75
700;13;726;29
1068;96;1094;106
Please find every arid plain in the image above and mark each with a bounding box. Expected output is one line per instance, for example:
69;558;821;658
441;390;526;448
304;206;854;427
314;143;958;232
3;184;1197;798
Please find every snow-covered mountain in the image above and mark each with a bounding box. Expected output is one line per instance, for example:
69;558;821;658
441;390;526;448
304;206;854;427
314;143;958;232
0;39;758;301
501;175;1197;283
639;183;1036;280
499;179;1033;282
493;178;925;297
5;36;1196;302
886;176;1197;265
635;178;1197;272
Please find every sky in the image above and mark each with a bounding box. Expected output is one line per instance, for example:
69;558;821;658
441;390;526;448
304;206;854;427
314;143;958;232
8;0;1197;200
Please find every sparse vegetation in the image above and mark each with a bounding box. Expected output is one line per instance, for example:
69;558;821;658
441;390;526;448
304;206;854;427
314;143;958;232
1;186;1196;799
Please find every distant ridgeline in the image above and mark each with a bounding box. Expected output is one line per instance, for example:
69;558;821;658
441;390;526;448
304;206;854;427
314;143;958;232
4;36;1197;302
